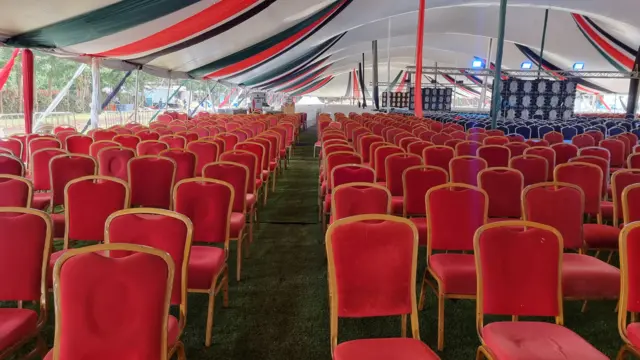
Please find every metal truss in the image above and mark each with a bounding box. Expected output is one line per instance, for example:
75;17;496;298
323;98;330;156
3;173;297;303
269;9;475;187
405;66;639;79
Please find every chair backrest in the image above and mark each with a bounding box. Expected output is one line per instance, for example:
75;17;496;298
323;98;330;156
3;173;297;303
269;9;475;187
113;134;141;150
407;141;434;157
0;208;51;305
426;184;487;253
128;156;177;209
203;162;249;213
234;141;266;173
486;129;505;137
571;134;595;149
159;149;197;184
509;155;548;186
524;146;556;181
50;154;98;207
97;147;135;181
135;130;161;141
522;182;585;250
326;215;421;351
219;150;259;194
358;135;383;163
477;145;511;168
507;134;525;143
381;152;419;191
467;132;488;143
628;153;640;169
332;183;391;221
611;170;640;227
52;244;174;360
478;167;524;218
422;146;454;174
585;130;604;144
543;131;563;145
326;152;362;181
431;133;453;146
89;140;120;158
330;164;375;191
483;136;509;146
0;175;32;207
568;155;609;198
399;137;420;152
550;143;578;165
176;131;199;144
449;156;487;186
91;129;118;142
0;138;23;158
504;142;529;157
403;165;448;216
620;223;640;329
455;140;482;157
0;153;24;177
65;135;93;155
475;221;562;328
173;178;233;246
137;140;169;156
600;138;625;167
578;146;610;161
159;135;187;149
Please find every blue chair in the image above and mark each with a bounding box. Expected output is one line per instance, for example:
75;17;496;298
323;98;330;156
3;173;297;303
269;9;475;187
515;126;532;139
538;125;554;138
561;127;578;140
609;126;626;136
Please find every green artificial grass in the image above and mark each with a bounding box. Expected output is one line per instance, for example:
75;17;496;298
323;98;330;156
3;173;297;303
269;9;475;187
10;127;623;359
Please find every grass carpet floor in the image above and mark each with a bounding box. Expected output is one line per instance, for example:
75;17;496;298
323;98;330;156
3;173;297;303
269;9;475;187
20;127;622;359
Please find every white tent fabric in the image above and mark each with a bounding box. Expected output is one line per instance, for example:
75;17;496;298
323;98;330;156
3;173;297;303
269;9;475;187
0;0;638;96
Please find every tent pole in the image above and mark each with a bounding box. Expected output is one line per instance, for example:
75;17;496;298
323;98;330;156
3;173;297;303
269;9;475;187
480;38;493;111
22;50;34;134
414;0;426;118
90;57;101;129
133;69;139;123
166;75;172;109
626;47;640;119
360;54;367;108
187;80;193;114
372;40;380;110
387;17;392;113
538;9;549;78
490;0;508;129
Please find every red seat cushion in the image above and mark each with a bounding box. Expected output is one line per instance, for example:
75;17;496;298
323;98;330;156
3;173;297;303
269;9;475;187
32;192;50;210
230;212;245;239
0;308;38;351
261;170;269;180
583;224;620;249
187;246;226;290
334;338;439;360
409;217;427;245
482;322;607;360
627;323;640;348
562;253;620;299
246;194;257;210
429;253;476;295
391;196;403;215
51;213;65;239
269;161;277;171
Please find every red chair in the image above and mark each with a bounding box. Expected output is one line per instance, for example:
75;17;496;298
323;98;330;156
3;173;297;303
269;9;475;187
523;182;620;303
187;140;220;176
618;223;640;359
504;142;529;157
418;129;437;142
0;138;23;158
48;176;130;284
104;209;192;360
551;143;579;165
399;137;420;152
585;130;604;144
30;149;66;210
97;147;135;181
0;208;51;359
128;156;177;209
0;153;24;177
113;134;141;150
628;153;640;169
0;175;32;207
49;154;98;210
217;133;240;155
477;145;511;167
321;152;363;227
423;146;454;175
407;141;434;157
28;138;61;162
175;131;199;144
611;170;640;228
160;149;197;183
525;138;550;147
89;140;120;157
159;135;187;149
9;134;27;161
468;127;486;134
324;164;375;220
402;165;448;245
65;135;92;155
615;135;632;160
155;127;174;136
203;162;249;281
173;178;231;347
543;131;564;145
444;139;463;150
137;140;169;156
449;156;487;186
568;156;609;202
507;134;525;143
524;146;555;181
235;141;268;204
256;134;279;192
91;129;117;141
359;135;384;163
486;129;504;137
601;139;626;169
509;155;548;186
474;220;607;360
572;134;595;149
467;132;488;143
385;153;422;214
331;183;391;223
325;215;440;360
483;136;509;146
478;168;523;220
422;183;488;350
578;146;610;161
135;130;161;141
454;140;481;157
373;145;404;183
431;133;453;146
219;150;259;242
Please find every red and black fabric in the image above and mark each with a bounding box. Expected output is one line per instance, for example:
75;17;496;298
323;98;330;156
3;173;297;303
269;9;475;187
524;146;556;181
160;149;197;184
479;168;523;219
98;147;135;182
510;155;548;187
551;143;579;165
128;157;176;209
65;135;93;155
422;146;454;175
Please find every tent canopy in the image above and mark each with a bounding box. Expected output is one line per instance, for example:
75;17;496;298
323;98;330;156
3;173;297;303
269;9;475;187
0;0;638;97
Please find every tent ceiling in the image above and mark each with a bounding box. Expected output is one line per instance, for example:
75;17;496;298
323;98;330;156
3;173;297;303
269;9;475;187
0;0;638;97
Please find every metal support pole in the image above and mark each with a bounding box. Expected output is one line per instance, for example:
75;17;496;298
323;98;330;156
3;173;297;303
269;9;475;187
414;0;426;118
166;75;172;109
372;40;380;110
538;9;549;78
133;69;140;123
434;62;438;84
490;0;508;129
359;56;367;108
626;47;640;119
187;80;193;114
479;38;493;111
387;17;392;113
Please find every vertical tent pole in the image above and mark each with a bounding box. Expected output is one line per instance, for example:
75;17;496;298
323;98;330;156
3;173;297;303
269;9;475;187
626;47;640;119
414;0;426;118
22;50;34;134
387;17;392;113
490;0;508;129
372;40;380;110
187;80;193;114
479;38;493;111
538;9;549;78
166;74;172;109
133;69;140;123
90;57;101;129
361;54;367;108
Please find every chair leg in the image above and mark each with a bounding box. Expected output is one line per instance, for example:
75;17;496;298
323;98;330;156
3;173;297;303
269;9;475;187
607;250;615;264
263;180;269;206
418;268;428;310
401;314;407;337
205;288;216;347
175;342;186;360
476;347;486;360
437;293;445;351
581;300;588;313
272;170;277;192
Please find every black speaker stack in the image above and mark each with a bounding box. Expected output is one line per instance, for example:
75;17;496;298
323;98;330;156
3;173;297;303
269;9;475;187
500;79;577;120
381;91;409;108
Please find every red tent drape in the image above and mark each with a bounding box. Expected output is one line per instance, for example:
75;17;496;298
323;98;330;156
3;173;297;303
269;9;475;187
0;49;21;91
22;50;34;133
